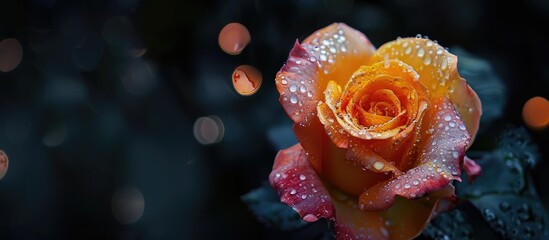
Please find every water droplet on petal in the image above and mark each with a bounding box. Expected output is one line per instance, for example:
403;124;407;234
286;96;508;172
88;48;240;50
299;174;306;180
290;189;296;195
290;95;298;104
374;161;385;170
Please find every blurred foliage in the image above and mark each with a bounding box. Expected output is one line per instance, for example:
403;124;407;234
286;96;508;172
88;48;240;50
454;127;548;239
452;47;506;133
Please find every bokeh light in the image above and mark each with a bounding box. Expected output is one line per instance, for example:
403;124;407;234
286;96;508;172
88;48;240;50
0;150;8;180
523;96;549;130
232;65;262;96
111;186;145;225
120;59;157;95
193;116;224;145
0;38;23;72
42;122;67;147
218;22;250;55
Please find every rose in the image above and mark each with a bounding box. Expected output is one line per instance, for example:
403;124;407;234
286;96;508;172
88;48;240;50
269;23;482;239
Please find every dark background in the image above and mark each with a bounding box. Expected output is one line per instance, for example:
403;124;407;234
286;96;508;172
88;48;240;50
1;0;548;239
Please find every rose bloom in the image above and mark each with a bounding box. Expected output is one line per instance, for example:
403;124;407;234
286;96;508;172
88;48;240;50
269;23;482;239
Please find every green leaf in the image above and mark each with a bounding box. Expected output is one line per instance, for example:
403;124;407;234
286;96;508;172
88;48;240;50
422;209;474;240
453;126;549;239
241;183;309;231
451;47;506;131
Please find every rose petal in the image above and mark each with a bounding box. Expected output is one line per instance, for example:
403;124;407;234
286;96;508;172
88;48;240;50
359;97;471;211
332;188;452;240
321;60;428;140
317;101;394;196
302;23;376;91
380;186;455;239
370;37;482;139
463;155;482;182
275;41;320;125
370;38;457;98
449;79;482;144
269;143;335;222
332;199;388;240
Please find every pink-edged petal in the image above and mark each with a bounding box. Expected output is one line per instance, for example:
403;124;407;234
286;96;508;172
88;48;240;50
275;41;320;125
463;155;482;182
449;78;482;145
429;184;458;218
359;97;471;211
302;23;376;90
269;143;335;222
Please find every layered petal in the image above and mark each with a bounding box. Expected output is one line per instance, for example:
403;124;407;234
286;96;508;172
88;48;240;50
319;60;429;141
331;187;454;240
359;97;470;211
302;23;376;90
370;37;481;138
269;143;335;222
276;23;378;174
275;41;320;125
449;78;482;144
463;156;482;182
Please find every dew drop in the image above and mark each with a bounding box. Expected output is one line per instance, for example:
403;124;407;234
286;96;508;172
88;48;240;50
404;184;411;189
436;48;443;55
412;180;419;186
299;174;306;181
452;151;460;159
417;48;425;57
289;84;297;93
444;114;452;121
423;56;431;65
301;194;307;199
449;121;456;127
274;173;281;180
299;85;307;93
290;189;296;195
374;161;385;170
441;57;448;70
290;95;298;104
458;123;467;131
320;54;327;61
405;46;412;55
